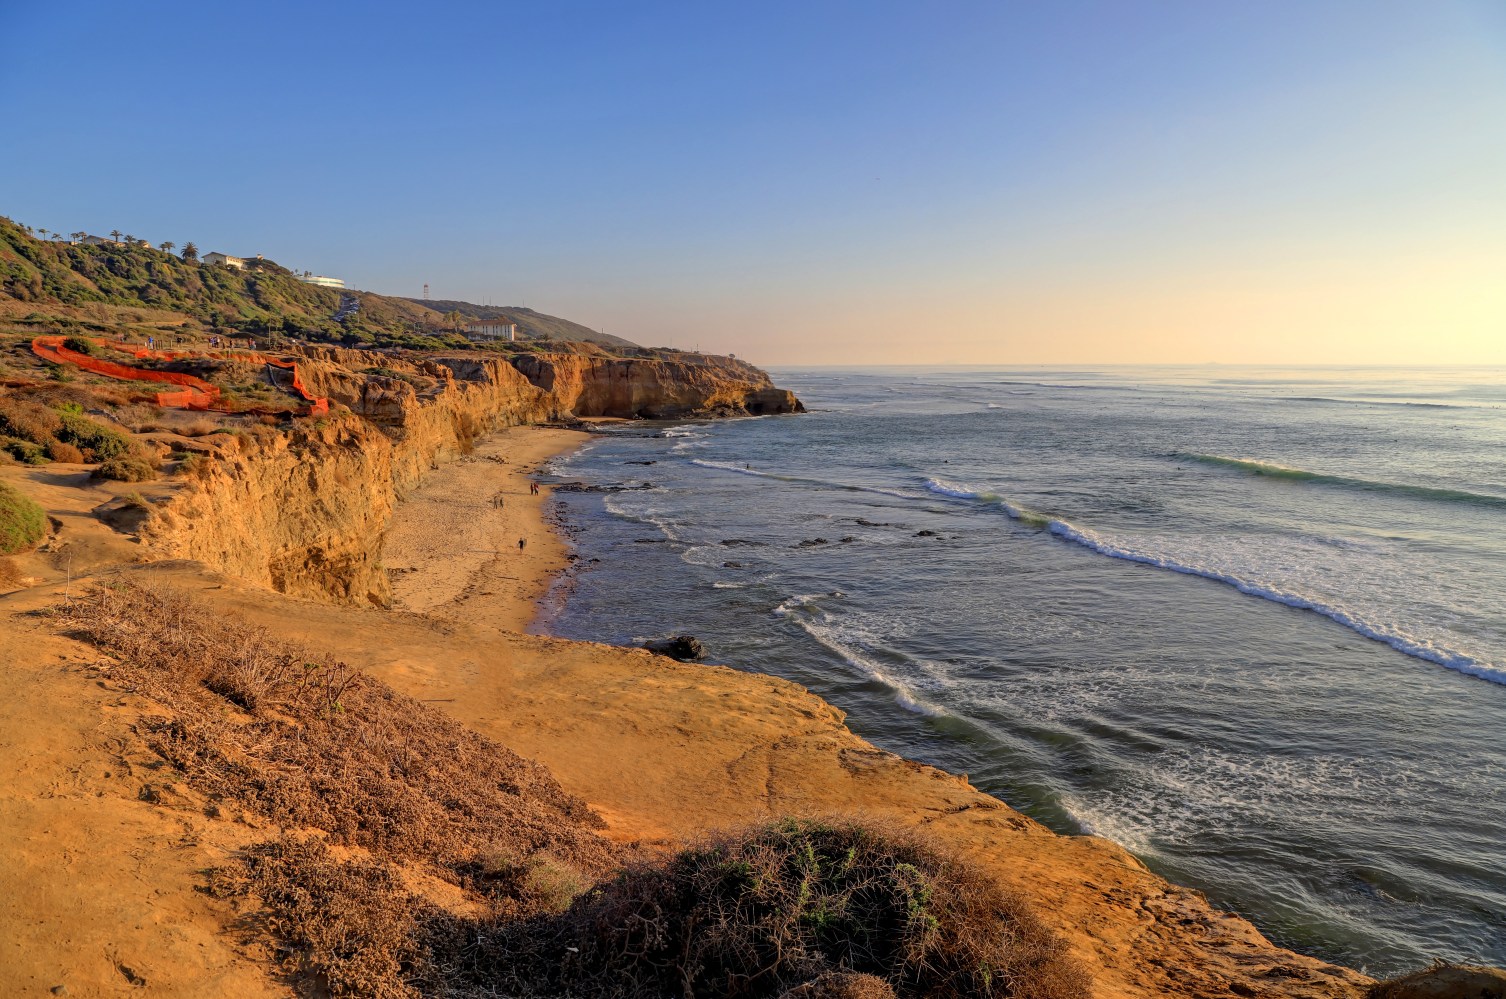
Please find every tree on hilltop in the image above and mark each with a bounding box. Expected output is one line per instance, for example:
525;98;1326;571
109;229;122;243
70;232;85;243
181;242;199;262
159;241;175;254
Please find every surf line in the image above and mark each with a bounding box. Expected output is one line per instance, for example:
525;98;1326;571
922;479;1505;686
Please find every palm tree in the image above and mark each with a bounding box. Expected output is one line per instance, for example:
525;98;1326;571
70;232;86;244
181;242;199;262
109;229;122;243
159;241;175;254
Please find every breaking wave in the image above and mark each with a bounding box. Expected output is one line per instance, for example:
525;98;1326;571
919;479;1504;685
923;478;1051;527
1046;520;1506;686
1185;454;1506;509
773;594;948;716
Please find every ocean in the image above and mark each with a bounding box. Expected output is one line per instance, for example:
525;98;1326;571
536;365;1506;977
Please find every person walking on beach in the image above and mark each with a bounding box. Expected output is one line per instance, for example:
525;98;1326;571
518;537;527;552
530;481;539;495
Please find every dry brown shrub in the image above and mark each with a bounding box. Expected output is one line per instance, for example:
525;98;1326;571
0;557;24;589
181;418;221;437
45;440;86;463
0;396;63;445
62;582;616;877
437;818;1092;999
211;836;428;998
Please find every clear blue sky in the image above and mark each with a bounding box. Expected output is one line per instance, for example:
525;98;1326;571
4;1;1504;363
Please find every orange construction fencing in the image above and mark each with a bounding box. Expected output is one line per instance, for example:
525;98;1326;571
30;336;329;416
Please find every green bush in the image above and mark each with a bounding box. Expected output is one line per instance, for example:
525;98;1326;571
57;412;132;460
62;336;94;355
2;438;49;464
0;481;47;554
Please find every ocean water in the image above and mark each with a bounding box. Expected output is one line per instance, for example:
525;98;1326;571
536;365;1506;977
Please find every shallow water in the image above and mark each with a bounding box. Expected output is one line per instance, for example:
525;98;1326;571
539;365;1506;976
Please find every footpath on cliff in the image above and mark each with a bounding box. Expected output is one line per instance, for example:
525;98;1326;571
3;333;1481;998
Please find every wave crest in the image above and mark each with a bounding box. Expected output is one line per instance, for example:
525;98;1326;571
1185;454;1506;509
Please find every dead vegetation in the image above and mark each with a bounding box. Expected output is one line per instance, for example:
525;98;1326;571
62;583;1088;998
432;817;1092;999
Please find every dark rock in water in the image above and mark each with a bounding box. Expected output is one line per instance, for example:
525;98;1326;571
624;460;657;465
723;561;743;568
797;538;830;547
633;538;666;544
853;517;892;527
914;529;938;537
720;538;764;547
643;635;706;661
554;481;655;493
839;536;858;543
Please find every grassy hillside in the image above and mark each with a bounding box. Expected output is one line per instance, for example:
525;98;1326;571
410;299;641;349
0;217;642;353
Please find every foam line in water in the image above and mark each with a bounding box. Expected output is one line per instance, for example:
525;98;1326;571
773;595;948;716
1185;454;1506;509
1045;519;1506;686
923;478;1051;527
690;458;920;500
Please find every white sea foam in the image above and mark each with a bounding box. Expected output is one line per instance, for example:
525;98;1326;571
919;479;1506;684
1046;519;1506;686
772;595;949;717
923;478;1050;526
691;458;780;478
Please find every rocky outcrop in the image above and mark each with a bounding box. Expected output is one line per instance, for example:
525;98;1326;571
508;352;803;418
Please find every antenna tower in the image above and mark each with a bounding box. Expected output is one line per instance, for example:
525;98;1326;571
423;283;430;301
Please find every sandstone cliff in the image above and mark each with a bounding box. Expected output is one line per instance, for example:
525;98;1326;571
508;352;803;418
139;344;799;605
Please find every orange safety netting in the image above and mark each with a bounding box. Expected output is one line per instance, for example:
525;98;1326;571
30;336;329;417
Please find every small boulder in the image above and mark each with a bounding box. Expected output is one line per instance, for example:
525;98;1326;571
643;635;706;661
1370;963;1506;999
796;537;830;547
914;529;938;537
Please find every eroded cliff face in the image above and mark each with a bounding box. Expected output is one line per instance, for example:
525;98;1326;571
141;419;398;605
508;352;803;418
139;345;800;605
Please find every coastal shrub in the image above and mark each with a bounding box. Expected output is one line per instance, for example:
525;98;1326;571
93;455;157;482
439;818;1091;999
2;438;49;464
45;440;85;463
0;397;64;444
0;481;47;554
57;411;132;460
62;335;95;355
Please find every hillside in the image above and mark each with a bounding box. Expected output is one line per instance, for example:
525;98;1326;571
406;299;641;349
0;217;642;353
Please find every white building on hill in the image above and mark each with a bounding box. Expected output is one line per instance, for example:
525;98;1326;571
203;252;245;269
300;275;345;289
465;319;518;342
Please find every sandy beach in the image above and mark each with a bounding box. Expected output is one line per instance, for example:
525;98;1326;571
382;425;580;631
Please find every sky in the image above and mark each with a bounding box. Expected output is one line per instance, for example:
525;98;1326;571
3;0;1504;365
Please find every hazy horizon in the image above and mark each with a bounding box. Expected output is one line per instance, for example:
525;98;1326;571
4;1;1504;366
